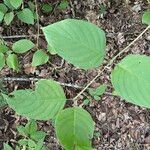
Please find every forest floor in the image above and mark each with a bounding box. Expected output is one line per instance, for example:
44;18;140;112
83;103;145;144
0;0;150;150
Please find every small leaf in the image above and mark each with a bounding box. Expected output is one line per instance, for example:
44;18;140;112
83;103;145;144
3;143;13;150
28;139;37;148
0;94;7;107
17;125;27;136
4;79;66;120
10;0;22;9
111;54;150;108
0;44;9;53
0;53;5;70
4;12;14;25
28;1;35;12
17;8;34;24
89;85;107;96
142;10;150;25
18;139;28;146
32;49;49;67
0;11;4;22
43;19;106;70
83;99;90;105
55;107;94;149
25;120;37;135
12;39;35;54
42;4;53;13
4;0;14;9
0;3;8;13
58;0;69;10
6;54;20;72
30;131;46;141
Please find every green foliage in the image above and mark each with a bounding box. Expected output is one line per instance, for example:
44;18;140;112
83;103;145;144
89;85;107;101
142;10;150;25
28;1;35;12
111;55;150;108
43;19;106;70
0;3;8;13
47;44;57;55
3;143;13;150
17;8;34;24
17;120;47;150
32;49;49;67
0;44;9;53
58;0;69;10
4;12;14;25
12;39;35;53
42;4;53;13
4;0;15;9
3;79;66;120
6;53;20;72
55;107;94;150
10;0;22;9
0;52;5;70
0;11;4;22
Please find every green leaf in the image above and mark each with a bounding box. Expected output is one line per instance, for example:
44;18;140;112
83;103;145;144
89;85;107;96
6;54;20;72
43;19;106;70
111;54;150;108
25;120;37;135
47;44;57;55
4;12;14;25
0;94;7;107
0;44;9;53
4;0;14;9
3;143;13;150
18;139;28;146
4;79;66;120
30;131;46;141
58;0;69;10
55;107;94;149
28;1;35;12
142;10;150;25
12;39;35;54
17;125;27;136
0;11;4;22
42;4;53;13
32;49;49;67
0;3;8;13
0;53;5;70
17;8;34;24
28;139;37;148
10;0;22;9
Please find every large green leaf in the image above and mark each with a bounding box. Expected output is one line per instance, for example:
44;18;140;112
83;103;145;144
111;55;150;108
142;10;150;25
17;8;34;24
43;19;106;70
12;39;35;53
55;107;94;150
4;79;66;120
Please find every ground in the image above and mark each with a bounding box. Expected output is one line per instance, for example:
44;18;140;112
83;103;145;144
0;0;150;150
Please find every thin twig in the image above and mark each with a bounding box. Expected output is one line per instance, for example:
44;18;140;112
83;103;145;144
73;25;150;101
0;77;83;89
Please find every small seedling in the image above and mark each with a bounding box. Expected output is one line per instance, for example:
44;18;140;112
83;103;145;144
58;0;69;10
17;120;47;150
